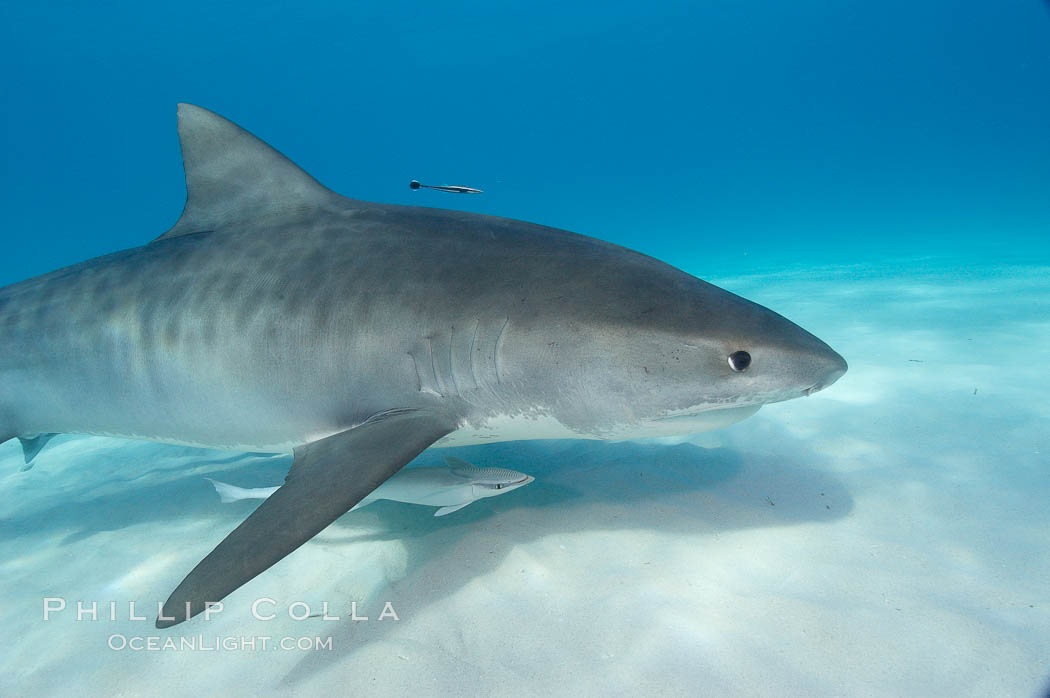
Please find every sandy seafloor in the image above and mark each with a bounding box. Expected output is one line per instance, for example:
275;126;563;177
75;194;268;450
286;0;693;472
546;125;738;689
0;259;1047;697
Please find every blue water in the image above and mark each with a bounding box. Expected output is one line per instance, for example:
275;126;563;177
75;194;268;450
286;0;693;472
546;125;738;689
2;1;1048;283
2;2;1049;696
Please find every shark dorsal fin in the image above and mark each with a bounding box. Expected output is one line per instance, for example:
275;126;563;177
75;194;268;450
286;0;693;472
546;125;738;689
157;103;338;240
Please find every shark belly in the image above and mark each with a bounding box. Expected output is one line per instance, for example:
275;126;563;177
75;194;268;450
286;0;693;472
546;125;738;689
434;404;762;447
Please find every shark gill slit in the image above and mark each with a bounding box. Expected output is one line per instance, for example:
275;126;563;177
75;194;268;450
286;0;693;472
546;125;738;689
408;352;422;392
494;317;509;385
422;335;434;394
468;319;481;391
426;335;446;396
447;324;460;395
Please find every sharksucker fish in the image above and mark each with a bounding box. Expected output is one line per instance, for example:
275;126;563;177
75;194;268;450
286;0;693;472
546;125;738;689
409;179;484;194
0;104;847;627
209;456;534;517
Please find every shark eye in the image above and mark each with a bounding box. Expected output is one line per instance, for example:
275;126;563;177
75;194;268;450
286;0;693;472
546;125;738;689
496;484;504;489
728;351;751;372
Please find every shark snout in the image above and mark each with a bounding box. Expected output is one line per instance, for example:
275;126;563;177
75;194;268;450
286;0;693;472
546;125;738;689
804;350;848;396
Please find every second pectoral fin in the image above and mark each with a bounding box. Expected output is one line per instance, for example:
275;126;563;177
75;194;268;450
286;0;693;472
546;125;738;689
157;409;455;628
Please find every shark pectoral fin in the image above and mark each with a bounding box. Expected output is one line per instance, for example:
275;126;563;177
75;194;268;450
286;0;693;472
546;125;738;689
434;503;471;517
157;409;454;628
18;433;58;465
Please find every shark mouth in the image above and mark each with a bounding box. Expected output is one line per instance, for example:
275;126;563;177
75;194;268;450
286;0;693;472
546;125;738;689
651;402;764;422
475;475;535;491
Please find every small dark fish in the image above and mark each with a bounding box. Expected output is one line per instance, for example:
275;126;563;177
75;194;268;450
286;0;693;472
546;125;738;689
410;179;483;194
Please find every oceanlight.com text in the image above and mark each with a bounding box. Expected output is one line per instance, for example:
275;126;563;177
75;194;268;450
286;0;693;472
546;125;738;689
108;634;333;652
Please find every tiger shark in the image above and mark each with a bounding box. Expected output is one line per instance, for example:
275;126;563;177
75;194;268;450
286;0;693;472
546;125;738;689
208;456;534;517
0;104;846;627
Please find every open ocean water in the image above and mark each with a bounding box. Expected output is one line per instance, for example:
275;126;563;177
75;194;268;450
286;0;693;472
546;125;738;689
1;2;1048;696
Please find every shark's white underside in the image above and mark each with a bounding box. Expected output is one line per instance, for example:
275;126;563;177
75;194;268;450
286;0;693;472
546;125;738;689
74;403;761;453
435;404;762;447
